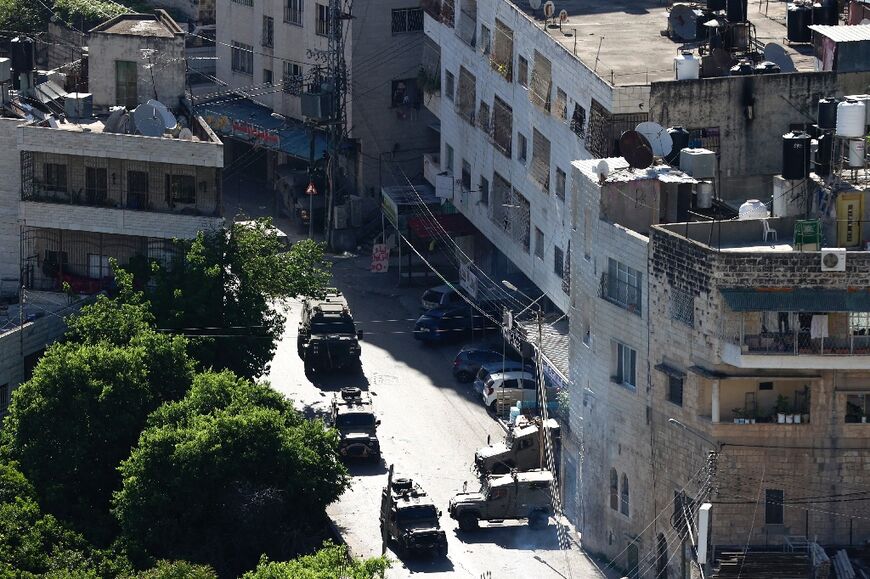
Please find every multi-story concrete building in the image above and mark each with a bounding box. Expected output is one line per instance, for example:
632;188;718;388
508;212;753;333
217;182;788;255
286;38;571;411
213;0;437;197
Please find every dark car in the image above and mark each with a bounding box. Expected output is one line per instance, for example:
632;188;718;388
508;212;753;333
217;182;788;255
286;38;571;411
421;283;466;311
414;306;494;344
453;344;519;383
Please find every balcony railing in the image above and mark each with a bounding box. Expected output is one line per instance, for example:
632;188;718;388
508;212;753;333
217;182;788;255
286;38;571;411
422;0;454;27
599;273;642;316
723;313;870;356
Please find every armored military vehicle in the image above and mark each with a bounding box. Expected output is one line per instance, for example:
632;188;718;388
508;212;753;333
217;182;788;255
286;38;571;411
448;469;554;531
297;290;362;373
328;387;380;460
379;466;448;557
474;418;561;476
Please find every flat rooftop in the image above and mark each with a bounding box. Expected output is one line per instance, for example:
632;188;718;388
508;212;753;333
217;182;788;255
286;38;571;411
32;113;221;144
509;0;815;85
90;11;183;38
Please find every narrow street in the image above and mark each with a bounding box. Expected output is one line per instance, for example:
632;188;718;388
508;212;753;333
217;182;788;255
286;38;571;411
266;254;609;578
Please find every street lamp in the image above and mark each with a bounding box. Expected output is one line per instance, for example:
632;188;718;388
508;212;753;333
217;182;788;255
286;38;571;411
501;279;545;317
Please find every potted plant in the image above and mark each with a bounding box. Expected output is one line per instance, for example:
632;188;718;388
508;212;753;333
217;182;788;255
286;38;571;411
732;408;743;424
775;395;790;424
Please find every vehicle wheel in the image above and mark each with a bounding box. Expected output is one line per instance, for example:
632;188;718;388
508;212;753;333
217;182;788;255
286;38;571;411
487;400;498;415
455;370;473;383
457;512;479;531
529;511;548;530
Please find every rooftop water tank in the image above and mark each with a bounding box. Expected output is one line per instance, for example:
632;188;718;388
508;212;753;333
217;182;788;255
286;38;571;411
816;131;833;176
675;52;700;80
782;131;812;179
727;0;748;21
848;139;866;168
680;148;717;178
844;94;870;127
738;199;769;219
695;181;714;209
666;126;691;166
812;1;838;25
836;99;866;137
729;60;754;76
787;2;813;42
818;97;839;129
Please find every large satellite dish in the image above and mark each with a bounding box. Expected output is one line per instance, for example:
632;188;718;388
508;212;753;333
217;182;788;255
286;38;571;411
763;43;797;73
103;106;126;133
529;0;542;9
133;103;165;137
146;99;177;129
635;121;673;157
619;130;654;169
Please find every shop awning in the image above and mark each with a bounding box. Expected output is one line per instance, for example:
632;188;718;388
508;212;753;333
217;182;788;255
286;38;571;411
195;97;328;160
720;288;870;312
407;213;476;239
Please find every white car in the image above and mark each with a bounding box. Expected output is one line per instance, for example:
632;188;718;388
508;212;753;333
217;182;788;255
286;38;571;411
481;370;547;413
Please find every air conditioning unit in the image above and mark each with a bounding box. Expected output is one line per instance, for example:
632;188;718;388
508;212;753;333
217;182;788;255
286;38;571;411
820;248;846;272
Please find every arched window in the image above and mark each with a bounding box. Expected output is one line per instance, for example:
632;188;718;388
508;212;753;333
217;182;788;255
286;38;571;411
620;473;630;516
609;468;618;510
656;533;669;578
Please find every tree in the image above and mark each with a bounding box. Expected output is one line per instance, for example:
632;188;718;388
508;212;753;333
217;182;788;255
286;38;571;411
243;542;390;579
147;219;331;379
113;372;348;577
125;560;217;579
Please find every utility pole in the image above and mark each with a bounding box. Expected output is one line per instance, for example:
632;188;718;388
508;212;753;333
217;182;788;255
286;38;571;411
324;0;349;250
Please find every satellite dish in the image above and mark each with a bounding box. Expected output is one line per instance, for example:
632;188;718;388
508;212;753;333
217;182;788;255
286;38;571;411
559;9;569;22
635;121;673;157
669;4;702;41
529;0;542;9
178;127;193;140
117;113;132;134
133;103;165;137
619;130;654;169
594;159;610;178
146;99;177;129
543;1;556;18
763;43;797;73
103;106;126;133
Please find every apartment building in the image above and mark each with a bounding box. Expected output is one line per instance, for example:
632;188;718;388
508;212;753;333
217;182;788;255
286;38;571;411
214;0;437;196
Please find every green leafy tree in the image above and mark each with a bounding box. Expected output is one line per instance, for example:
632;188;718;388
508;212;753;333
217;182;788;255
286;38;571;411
243;542;390;579
0;0;48;34
147;219;331;379
113;372;348;577
125;560;217;579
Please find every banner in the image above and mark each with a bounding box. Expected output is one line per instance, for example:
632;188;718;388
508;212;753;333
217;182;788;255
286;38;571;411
371;244;389;273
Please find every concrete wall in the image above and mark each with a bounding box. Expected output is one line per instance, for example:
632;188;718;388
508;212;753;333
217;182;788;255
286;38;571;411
0;119;23;298
648;72;870;204
88;17;186;109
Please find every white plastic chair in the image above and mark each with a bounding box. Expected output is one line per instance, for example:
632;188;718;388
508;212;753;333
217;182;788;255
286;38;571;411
762;219;778;243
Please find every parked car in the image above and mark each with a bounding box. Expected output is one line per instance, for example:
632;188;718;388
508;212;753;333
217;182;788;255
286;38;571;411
421;283;466;311
480;370;557;414
453;344;518;383
414;307;494;344
473;360;534;395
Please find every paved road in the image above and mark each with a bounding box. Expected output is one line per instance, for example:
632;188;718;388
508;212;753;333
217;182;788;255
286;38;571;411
265;255;608;578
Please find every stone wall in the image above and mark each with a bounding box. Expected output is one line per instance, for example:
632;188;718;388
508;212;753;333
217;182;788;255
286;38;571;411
0;119;23;298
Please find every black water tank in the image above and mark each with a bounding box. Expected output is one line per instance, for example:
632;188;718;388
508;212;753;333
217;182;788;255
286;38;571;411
707;0;726;10
10;37;33;73
787;3;813;42
782;131;812;179
815;131;833;176
727;0;749;21
812;0;837;24
666;126;691;166
817;97;839;129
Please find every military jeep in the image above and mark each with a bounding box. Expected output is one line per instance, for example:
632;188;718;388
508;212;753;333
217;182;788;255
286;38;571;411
329;387;380;460
448;469;554;531
297;290;362;373
474;418;561;476
379;466;448;557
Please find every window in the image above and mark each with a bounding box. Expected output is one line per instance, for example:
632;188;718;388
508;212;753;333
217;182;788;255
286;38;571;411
670;288;694;327
284;0;303;25
316;3;330;36
461;159;471;191
531;128;551;192
263;68;273;84
262;16;274;47
609;468;618;510
445;143;454;173
846;394;868;423
571;103;586;138
166;174;196;205
478;100;491;134
115;60;137;108
456;0;476;46
620;474;629;516
283;62;303;94
392;7;423;33
0;384;8;414
88;254;111;280
391;78;419;108
535;227;544;259
605;258;642;314
480;24;491;55
492;20;514;81
555;167;566;200
555;88;568;121
85;166;107;204
44;163;67;193
554;245;564;278
765;489;784;525
232;0;253;5
126;171;149;209
231;41;253;74
529;51;552;112
517;55;529;88
614;342;637;388
457;66;476;125
479;176;489;206
492;97;512;157
668;375;684;406
517;132;527;163
444;70;455;101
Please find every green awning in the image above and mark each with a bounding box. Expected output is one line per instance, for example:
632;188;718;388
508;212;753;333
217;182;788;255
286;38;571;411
720;288;870;312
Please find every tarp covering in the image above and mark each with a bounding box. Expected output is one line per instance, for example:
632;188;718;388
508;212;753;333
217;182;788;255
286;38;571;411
720;288;870;312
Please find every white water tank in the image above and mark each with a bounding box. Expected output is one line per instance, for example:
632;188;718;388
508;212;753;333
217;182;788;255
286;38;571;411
680;148;717;179
696;181;714;208
835;100;866;137
844;94;870;126
738;199;769;219
848;139;865;168
675;51;700;80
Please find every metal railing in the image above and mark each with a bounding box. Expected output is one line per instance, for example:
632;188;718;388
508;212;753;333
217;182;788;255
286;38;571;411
599;273;642;316
722;313;870;356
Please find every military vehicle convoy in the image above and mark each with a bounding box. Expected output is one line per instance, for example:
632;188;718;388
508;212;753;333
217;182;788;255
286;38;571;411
328;387;380;460
448;469;554;531
474;418;561;476
380;467;448;557
297;290;362;373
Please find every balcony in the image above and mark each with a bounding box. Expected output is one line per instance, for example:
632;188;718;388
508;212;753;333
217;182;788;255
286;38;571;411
599;272;642;316
422;0;454;28
423;152;441;187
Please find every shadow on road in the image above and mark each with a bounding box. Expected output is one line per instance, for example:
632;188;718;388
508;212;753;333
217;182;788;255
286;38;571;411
307;368;371;392
346;457;389;477
400;554;456;574
452;523;562;550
